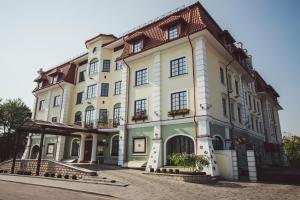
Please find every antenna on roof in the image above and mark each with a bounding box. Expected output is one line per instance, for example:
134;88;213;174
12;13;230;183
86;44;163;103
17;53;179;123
119;3;191;37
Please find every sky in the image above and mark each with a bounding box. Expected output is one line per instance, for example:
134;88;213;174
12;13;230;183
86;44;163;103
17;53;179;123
0;0;299;136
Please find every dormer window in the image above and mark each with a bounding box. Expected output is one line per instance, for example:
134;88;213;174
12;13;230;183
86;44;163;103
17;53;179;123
168;26;178;40
52;74;59;84
133;40;142;53
38;81;43;89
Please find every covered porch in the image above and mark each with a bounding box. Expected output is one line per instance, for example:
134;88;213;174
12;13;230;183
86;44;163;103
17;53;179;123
12;119;117;176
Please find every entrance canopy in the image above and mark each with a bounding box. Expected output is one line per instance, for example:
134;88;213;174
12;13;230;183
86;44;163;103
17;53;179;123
16;119;103;136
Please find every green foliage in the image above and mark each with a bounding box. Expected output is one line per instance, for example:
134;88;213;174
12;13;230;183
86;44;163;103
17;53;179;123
168;153;210;172
283;135;300;161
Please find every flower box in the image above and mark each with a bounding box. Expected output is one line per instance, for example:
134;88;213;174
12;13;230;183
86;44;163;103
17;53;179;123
168;109;190;117
132;113;148;121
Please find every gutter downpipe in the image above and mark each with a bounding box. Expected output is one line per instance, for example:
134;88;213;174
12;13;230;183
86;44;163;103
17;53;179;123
188;34;198;154
122;37;130;164
187;8;199;154
27;92;39;158
225;59;235;150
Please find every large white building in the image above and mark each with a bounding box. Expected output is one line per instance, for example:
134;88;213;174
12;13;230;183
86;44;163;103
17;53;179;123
22;2;285;177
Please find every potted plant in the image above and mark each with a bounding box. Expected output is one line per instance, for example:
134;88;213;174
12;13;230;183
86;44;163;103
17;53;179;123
44;172;50;177
156;169;161;173
64;174;69;179
71;175;77;180
57;174;62;178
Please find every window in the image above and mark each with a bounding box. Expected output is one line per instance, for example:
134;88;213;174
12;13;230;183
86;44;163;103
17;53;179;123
111;136;119;156
51;117;57;122
114;81;121;95
248;95;252;109
85;106;95;127
99;109;108;123
71;139;80;157
92;47;97;54
74;111;82;124
101;83;109;97
237;105;242;123
53;95;60;107
168;26;178;40
230;102;235;121
76;92;83;105
134;99;147;115
115;63;123;71
255;118;258;132
37;81;43;89
220;68;225;84
257;101;260;113
228;74;232;91
113;104;121;126
250;116;254;131
259;122;262;133
47;144;55;155
52;75;59;84
133;137;146;154
39;100;45;111
222;97;227;116
253;98;256;111
171;91;187;111
212;136;224;150
245;92;248;105
135;68;148;86
103;60;110;72
170;57;187;77
87;84;97;99
89;59;99;75
235;80;239;95
133;40;142;53
79;70;85;82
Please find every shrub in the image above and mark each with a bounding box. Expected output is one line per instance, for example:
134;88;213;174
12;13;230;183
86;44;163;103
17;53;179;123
168;153;210;172
71;175;77;180
17;170;22;175
168;169;174;174
0;170;3;173
50;173;55;178
25;171;32;176
64;174;69;179
150;168;154;173
57;174;62;178
162;168;167;173
44;172;50;177
110;180;116;183
156;169;161;173
3;170;8;173
175;169;180;174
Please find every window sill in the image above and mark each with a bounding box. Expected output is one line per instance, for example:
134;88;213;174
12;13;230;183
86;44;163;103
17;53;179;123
132;153;147;157
134;83;150;88
168;73;188;79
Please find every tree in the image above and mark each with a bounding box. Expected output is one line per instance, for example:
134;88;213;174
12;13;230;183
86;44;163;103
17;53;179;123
0;98;32;162
283;135;300;166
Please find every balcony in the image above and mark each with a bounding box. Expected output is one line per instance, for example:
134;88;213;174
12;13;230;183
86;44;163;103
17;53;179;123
80;119;119;129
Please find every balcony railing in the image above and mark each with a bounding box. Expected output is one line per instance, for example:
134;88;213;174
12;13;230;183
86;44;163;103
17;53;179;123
78;119;119;129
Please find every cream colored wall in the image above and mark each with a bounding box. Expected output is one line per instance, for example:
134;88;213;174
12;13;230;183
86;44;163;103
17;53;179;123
35;91;48;120
47;87;63;121
160;42;194;120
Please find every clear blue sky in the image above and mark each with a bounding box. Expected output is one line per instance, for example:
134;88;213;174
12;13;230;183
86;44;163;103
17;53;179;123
0;0;299;135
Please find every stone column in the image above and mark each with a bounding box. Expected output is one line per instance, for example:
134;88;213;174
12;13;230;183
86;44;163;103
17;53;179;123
91;134;98;163
22;133;32;159
118;126;126;166
78;134;86;162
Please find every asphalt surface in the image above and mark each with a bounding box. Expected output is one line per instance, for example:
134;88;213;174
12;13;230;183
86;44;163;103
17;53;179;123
0;181;115;200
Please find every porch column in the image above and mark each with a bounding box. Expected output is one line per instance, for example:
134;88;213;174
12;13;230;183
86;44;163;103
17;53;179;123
91;134;98;163
22;133;32;159
78;134;86;162
36;128;45;176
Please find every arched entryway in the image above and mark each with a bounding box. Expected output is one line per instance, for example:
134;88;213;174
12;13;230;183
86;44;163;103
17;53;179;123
70;138;80;157
212;135;224;150
165;135;195;165
30;145;40;159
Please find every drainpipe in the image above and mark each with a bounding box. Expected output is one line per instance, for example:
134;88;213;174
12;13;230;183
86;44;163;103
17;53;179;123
187;8;199;154
225;59;235;150
121;37;131;163
57;82;64;122
27;93;39;159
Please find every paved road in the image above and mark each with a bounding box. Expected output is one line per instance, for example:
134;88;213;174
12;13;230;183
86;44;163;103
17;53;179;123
0;181;114;200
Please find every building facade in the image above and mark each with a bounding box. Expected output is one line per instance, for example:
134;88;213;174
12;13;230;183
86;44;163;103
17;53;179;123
22;2;285;176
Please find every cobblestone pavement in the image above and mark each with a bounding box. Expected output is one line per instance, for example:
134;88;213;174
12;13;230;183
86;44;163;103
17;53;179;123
1;167;300;200
0;181;114;200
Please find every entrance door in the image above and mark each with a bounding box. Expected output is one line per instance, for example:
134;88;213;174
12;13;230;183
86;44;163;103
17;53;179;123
166;135;194;165
236;144;249;180
84;140;92;161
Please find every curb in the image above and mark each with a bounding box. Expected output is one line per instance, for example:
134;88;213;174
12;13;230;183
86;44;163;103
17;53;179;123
0;179;118;200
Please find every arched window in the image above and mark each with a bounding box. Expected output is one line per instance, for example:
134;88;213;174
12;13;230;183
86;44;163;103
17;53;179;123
30;145;40;159
74;111;82;125
70;138;80;157
166;135;194;165
111;135;119;156
85;106;95;128
212;136;224;150
113;103;121;127
89;58;99;75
